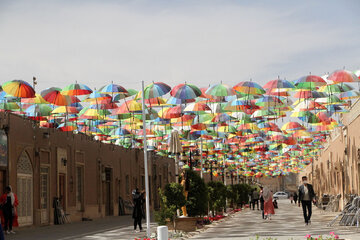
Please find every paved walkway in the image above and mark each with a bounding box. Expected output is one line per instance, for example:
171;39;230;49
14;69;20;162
6;215;156;240
190;200;359;240
6;200;360;239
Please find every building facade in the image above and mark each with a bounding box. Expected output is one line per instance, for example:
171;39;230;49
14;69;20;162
0;112;175;226
299;99;360;210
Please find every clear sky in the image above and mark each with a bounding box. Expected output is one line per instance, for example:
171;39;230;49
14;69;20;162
0;0;359;91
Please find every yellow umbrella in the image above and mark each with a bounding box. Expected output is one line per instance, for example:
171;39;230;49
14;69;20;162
52;106;79;114
21;94;49;104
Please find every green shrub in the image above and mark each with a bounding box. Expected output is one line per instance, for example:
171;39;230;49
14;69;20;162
227;184;239;208
207;181;227;213
155;188;176;226
164;182;187;209
182;170;208;217
155;183;186;228
236;183;252;205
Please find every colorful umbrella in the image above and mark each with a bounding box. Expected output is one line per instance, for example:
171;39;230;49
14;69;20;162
294;75;327;89
142;82;171;99
233;81;265;95
62;83;93;96
170;83;202;99
2;80;35;98
205;83;235;97
41;87;75;106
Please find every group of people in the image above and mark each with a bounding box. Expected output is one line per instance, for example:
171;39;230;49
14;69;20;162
250;186;276;220
250;176;316;226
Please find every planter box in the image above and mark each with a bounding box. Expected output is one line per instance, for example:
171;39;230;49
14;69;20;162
167;217;203;232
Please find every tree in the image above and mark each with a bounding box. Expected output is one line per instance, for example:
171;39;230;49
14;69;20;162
155;183;186;230
183;170;208;217
207;181;227;214
164;182;187;209
236;183;252;207
227;184;239;208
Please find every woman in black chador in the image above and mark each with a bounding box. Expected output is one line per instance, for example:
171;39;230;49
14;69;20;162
132;188;145;232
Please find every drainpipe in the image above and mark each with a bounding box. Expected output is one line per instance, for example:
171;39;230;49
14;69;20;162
344;128;349;210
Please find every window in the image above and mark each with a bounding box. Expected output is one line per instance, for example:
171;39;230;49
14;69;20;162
133;177;137;190
159;175;162;189
76;166;84;210
141;176;145;191
125;175;130;194
40;167;49;209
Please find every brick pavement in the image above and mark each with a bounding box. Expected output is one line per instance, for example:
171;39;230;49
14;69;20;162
189;200;359;240
5;200;360;240
6;215;155;240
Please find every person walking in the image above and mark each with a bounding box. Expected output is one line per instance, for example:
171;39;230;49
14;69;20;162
293;192;298;204
0;186;18;234
132;188;145;232
259;186;265;219
290;193;294;204
251;188;260;210
298;176;316;225
263;186;275;220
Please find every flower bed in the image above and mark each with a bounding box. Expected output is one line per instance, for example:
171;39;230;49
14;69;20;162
306;232;340;240
203;214;226;223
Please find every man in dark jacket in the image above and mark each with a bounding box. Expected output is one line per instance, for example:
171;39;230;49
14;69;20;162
298;176;316;225
132;188;145;232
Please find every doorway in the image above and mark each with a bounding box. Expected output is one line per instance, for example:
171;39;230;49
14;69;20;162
59;174;66;210
104;168;112;216
17;151;33;226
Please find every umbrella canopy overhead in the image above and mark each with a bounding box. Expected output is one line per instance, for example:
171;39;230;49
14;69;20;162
1;66;359;178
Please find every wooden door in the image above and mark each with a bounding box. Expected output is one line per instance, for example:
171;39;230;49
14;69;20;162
59;174;66;210
17;151;33;226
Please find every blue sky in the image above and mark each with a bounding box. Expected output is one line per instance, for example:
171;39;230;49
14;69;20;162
0;0;359;90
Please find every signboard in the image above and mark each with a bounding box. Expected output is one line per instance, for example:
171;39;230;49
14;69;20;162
0;130;7;167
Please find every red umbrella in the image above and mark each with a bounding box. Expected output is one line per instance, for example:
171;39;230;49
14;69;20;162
328;70;360;83
41;87;75;106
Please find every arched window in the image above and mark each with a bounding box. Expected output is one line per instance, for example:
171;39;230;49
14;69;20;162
17;151;33;175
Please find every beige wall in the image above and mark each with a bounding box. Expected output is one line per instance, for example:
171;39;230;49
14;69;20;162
299;99;360;210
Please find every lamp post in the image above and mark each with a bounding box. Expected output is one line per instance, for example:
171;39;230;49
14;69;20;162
141;81;151;238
